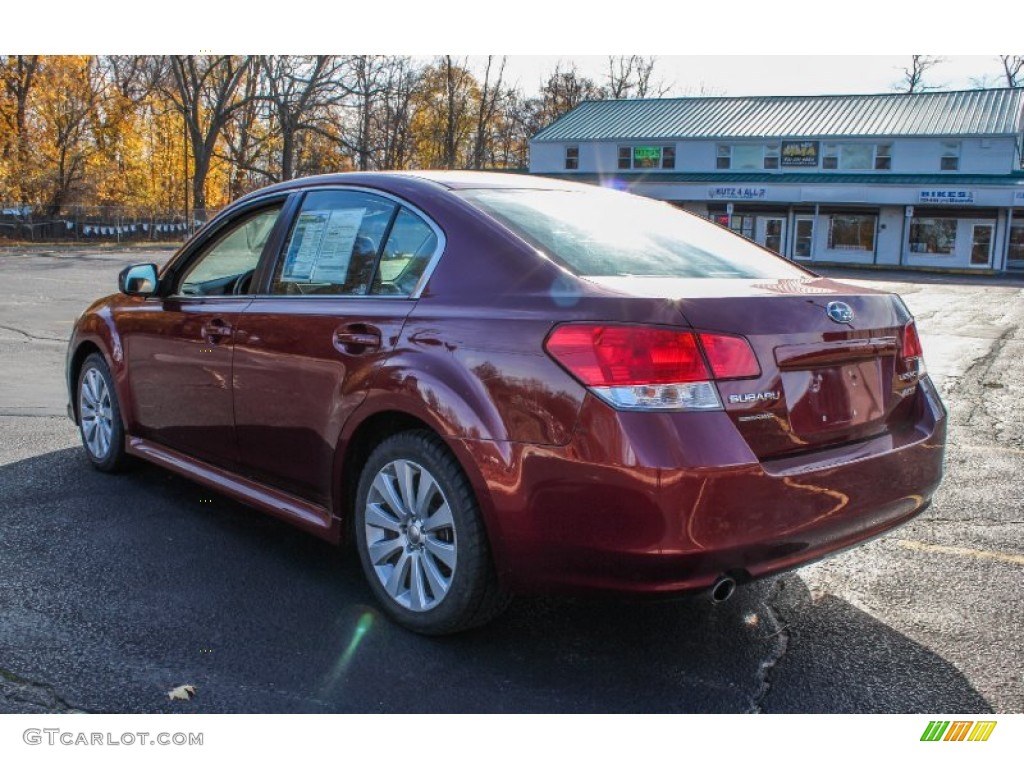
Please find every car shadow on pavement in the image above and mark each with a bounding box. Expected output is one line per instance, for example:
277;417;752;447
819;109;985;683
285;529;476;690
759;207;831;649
0;447;993;714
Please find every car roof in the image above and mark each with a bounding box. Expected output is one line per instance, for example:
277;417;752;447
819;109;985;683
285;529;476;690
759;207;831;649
232;170;594;206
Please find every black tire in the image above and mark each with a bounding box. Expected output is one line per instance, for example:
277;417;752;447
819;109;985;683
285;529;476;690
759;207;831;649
354;430;509;635
76;353;129;472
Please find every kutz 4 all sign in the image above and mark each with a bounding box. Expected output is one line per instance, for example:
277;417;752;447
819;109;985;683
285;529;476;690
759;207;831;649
920;720;997;742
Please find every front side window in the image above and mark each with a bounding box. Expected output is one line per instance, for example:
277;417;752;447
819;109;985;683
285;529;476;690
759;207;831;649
909;217;957;255
179;205;283;296
827;214;876;251
271;190;397;295
941;142;960;171
564;145;579;170
617;145;676;170
457;187;808;279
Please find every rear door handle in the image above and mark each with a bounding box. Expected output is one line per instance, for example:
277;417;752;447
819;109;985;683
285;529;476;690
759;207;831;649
202;318;233;344
334;325;381;353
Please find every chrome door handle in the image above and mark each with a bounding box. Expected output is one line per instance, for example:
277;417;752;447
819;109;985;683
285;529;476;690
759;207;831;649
202;319;233;344
334;326;381;353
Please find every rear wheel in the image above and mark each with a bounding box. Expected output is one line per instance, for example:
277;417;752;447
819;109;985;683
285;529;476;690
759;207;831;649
354;430;509;634
77;353;129;472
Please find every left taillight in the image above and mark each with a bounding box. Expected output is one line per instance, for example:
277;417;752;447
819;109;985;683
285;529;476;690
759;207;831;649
901;321;927;377
544;324;759;411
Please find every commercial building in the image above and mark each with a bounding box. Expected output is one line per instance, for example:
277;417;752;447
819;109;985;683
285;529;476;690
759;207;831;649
529;88;1024;273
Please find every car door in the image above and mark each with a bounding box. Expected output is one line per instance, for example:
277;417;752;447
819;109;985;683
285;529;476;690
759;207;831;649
232;188;441;506
119;200;287;468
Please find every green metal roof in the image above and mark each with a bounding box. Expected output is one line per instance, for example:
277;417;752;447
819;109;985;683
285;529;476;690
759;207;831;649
532;88;1024;142
537;172;1024;187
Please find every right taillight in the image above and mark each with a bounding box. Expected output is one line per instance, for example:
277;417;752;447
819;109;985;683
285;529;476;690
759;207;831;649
902;321;927;377
544;324;759;411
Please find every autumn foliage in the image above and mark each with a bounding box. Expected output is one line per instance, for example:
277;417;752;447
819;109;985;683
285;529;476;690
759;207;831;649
1;55;669;222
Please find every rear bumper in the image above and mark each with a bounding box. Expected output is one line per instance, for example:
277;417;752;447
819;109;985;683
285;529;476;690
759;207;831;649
465;376;946;595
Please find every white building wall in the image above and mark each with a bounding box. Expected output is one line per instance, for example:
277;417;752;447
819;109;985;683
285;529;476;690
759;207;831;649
528;142;565;174
530;137;1020;176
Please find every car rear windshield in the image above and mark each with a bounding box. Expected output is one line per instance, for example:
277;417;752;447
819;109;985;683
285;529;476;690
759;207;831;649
457;188;807;279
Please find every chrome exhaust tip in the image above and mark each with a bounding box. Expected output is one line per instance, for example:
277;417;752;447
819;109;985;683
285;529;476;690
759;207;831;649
711;575;737;603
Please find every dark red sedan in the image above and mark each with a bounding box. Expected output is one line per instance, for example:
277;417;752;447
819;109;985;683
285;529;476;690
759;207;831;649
66;171;946;634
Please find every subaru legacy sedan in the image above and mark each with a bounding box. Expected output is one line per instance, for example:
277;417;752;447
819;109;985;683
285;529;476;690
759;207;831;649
66;171;946;634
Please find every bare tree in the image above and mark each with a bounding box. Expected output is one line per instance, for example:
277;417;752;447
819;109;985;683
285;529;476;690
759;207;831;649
441;55;475;169
159;55;258;218
472;56;506;169
258;55;345;181
341;55;394;171
219;64;270;197
373;58;418;170
896;55;946;93
605;56;670;99
999;55;1024;87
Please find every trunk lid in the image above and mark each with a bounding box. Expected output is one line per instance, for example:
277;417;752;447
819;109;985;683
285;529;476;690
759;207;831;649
587;276;922;459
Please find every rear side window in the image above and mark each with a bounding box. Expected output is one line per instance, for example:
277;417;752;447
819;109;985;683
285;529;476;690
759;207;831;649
458;188;806;279
372;208;438;296
272;190;397;295
271;190;440;296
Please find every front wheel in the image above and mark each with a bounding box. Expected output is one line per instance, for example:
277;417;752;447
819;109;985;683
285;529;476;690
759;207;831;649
77;353;129;472
354;430;509;634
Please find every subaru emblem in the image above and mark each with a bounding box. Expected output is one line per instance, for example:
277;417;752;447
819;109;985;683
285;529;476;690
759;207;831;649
826;301;854;324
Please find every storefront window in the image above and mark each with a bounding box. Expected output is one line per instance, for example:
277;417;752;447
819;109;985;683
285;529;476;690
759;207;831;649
618;145;676;170
1007;222;1024;268
564;145;579;170
909;218;957;255
729;214;755;240
940;142;960;171
822;143;892;171
716;144;770;170
827;214;875;251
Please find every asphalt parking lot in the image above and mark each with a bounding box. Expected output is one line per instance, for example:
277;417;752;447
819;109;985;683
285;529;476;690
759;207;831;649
0;244;1021;713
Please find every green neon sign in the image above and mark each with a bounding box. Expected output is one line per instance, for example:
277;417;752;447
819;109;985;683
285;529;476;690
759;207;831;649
633;146;661;161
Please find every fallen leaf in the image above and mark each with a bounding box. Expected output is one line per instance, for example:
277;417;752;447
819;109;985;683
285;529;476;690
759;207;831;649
167;684;197;701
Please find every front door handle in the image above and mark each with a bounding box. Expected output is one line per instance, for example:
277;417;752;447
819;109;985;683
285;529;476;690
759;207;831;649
334;324;381;354
202;318;233;344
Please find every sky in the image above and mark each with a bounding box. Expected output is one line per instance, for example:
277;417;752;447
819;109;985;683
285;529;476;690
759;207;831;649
6;1;1019;100
469;56;1012;99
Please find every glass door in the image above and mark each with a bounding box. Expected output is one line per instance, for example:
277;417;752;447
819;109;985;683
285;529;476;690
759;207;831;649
793;217;814;259
758;217;785;254
1007;222;1024;270
970;223;994;267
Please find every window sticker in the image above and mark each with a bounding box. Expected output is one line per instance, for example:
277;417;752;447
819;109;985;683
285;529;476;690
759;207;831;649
282;211;330;281
281;208;367;283
311;208;366;283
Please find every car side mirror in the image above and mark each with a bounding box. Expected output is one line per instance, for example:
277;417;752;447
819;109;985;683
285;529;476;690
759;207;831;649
119;263;159;296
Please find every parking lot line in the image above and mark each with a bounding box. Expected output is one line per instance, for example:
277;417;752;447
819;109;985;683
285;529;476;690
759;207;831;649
894;539;1024;566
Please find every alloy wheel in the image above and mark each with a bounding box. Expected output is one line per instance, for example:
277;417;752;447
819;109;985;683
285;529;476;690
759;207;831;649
80;368;113;460
363;459;457;612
